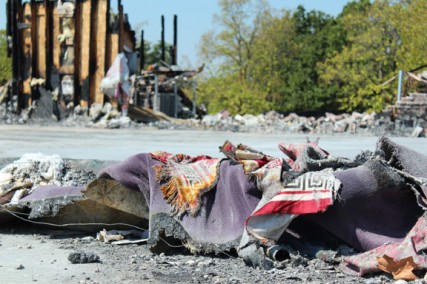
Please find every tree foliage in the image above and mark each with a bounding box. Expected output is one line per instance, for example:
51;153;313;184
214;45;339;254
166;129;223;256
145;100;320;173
197;0;427;115
142;41;172;69
0;30;12;85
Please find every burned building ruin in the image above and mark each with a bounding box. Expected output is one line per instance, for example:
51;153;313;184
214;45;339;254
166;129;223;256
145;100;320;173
6;0;136;116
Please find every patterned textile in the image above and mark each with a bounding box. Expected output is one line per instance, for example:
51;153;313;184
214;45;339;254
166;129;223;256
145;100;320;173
340;214;427;277
246;169;341;241
151;151;223;216
220;141;277;173
278;139;329;171
250;158;285;193
253;170;340;215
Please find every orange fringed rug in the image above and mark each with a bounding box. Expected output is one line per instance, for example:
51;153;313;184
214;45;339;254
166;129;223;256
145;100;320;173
151;151;223;216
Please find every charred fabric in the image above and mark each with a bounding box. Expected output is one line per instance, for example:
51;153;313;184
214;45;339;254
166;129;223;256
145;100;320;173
1;136;427;281
3;0;202;122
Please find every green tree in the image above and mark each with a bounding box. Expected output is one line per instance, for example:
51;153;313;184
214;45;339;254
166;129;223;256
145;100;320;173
198;0;273;114
319;0;401;113
277;6;345;113
0;30;12;84
198;1;346;114
393;0;427;71
142;40;172;69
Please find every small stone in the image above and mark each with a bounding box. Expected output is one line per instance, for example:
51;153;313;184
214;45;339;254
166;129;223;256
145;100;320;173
26;245;32;249
16;264;25;270
81;237;95;244
364;279;381;284
68;251;100;264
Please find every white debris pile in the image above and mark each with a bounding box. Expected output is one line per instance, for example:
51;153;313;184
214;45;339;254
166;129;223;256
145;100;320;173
0;154;64;190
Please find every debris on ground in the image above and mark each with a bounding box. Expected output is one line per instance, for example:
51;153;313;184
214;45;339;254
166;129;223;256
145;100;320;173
1;136;427;282
68;252;100;264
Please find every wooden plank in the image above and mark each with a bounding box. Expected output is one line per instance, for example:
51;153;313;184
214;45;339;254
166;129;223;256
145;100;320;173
52;4;60;72
94;0;108;104
109;33;119;67
79;0;92;108
36;3;46;79
22;3;32;96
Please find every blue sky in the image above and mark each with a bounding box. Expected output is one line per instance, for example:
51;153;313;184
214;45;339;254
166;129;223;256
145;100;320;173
0;0;350;67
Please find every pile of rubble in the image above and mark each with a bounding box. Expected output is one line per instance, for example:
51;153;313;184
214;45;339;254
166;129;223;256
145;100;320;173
1;79;427;137
1;137;427;282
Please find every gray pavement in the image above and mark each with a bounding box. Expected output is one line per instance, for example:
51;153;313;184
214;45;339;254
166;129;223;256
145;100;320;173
0;125;426;161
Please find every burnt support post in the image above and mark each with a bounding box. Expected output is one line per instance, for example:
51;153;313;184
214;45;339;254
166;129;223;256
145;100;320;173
74;0;82;106
173;14;177;65
104;0;111;73
30;0;38;80
192;80;197;116
45;0;53;90
11;0;21;110
161;15;165;62
88;0;98;108
6;0;11;57
17;0;25;109
140;30;145;71
118;0;123;52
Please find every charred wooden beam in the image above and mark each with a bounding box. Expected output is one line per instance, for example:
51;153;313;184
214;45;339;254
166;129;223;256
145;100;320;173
74;0;82;106
118;0;123;52
11;0;20;107
88;0;98;107
173;14;177;65
17;0;25;110
6;0;11;57
161;15;165;62
30;0;38;79
45;0;53;90
140;30;145;71
104;0;111;73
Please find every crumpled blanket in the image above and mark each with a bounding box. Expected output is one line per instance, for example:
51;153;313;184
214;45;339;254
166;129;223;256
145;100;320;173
97;153;261;252
340;214;427;277
334;137;427;276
